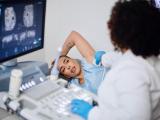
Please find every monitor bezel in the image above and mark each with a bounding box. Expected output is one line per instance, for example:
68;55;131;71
0;0;46;63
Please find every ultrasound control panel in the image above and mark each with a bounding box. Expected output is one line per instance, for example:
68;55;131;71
3;77;96;120
0;61;48;92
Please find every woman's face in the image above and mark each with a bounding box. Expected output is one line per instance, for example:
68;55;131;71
57;56;81;78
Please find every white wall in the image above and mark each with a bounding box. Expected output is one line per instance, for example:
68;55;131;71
45;0;117;65
18;0;117;64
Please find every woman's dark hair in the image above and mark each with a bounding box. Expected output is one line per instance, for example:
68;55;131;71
108;0;160;58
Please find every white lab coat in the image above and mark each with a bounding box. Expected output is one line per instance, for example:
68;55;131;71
88;50;160;120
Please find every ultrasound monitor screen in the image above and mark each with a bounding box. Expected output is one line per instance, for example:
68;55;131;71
151;0;160;8
0;0;46;63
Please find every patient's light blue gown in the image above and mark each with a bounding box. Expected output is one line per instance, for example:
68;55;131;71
71;58;109;94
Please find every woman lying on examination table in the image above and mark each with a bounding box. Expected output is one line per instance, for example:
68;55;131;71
50;31;120;94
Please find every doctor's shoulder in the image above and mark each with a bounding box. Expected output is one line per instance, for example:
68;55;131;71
105;52;151;81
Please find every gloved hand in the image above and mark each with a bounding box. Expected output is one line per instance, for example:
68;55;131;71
71;99;93;120
94;51;106;65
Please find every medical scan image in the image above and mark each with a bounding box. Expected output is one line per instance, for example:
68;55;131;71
23;5;34;28
4;7;16;31
155;0;160;8
0;2;44;62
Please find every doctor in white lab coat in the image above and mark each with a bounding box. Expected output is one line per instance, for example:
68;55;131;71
70;0;160;120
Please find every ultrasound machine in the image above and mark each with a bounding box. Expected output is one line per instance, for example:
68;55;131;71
0;0;96;120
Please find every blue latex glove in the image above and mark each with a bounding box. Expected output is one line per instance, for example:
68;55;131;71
71;99;93;120
94;51;106;65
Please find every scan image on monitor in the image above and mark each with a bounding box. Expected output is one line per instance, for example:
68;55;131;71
0;0;46;63
151;0;160;8
4;7;16;31
23;4;34;28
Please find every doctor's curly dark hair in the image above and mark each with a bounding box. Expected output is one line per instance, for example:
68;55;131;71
108;0;160;58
